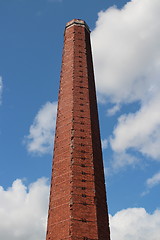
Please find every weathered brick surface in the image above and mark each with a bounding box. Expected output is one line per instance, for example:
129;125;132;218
46;19;110;240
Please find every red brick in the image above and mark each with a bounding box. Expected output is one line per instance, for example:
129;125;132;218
46;19;110;240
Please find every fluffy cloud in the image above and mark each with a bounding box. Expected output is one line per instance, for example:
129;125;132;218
25;101;57;155
142;171;160;195
1;180;160;240
92;0;160;104
110;208;160;240
147;172;160;188
107;104;120;116
110;152;139;171
0;178;49;240
92;0;160;162
110;95;160;159
0;76;3;104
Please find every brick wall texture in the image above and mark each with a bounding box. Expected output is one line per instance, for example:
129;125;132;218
46;19;110;240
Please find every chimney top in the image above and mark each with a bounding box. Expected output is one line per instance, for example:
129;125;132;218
65;19;90;32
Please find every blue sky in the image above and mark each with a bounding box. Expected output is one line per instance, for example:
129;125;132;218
0;0;160;239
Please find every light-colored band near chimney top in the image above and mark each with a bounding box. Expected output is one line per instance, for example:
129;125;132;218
65;19;90;32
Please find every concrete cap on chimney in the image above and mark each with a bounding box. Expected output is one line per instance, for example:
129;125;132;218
65;19;90;32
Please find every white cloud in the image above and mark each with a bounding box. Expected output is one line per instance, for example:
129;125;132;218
110;95;160;159
0;76;3;104
142;171;160;196
0;178;49;240
1;179;160;240
147;172;160;188
101;138;108;149
104;151;139;176
111;151;139;170
110;208;160;240
92;0;160;104
25;101;57;155
107;104;120;116
91;0;160;163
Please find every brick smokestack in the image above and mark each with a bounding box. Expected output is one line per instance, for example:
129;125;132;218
46;19;110;240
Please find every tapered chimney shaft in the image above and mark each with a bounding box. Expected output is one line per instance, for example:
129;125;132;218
46;19;110;240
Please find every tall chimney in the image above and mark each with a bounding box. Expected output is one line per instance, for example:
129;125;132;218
46;19;110;240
